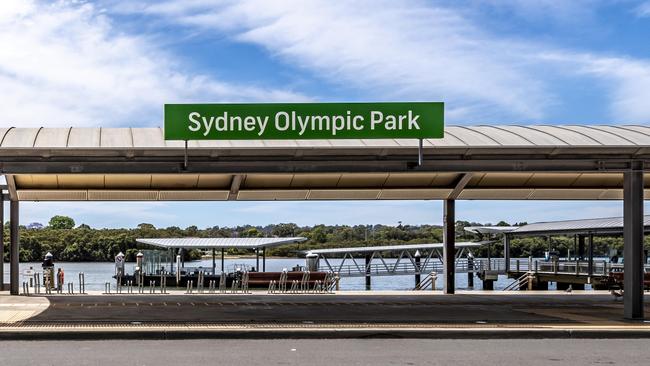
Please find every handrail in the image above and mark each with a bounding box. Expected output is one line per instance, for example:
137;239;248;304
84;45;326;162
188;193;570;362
503;272;530;291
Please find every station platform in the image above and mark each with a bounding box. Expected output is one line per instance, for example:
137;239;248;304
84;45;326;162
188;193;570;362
0;291;649;339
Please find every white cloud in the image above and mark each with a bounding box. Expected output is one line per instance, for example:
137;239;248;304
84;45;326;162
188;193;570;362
122;0;550;121
0;0;306;128
539;51;650;122
636;1;650;17
115;0;650;123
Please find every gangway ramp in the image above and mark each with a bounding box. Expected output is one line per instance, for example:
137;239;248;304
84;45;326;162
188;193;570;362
305;241;492;277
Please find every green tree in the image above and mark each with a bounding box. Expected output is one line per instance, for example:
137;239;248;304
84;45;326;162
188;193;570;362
49;215;75;230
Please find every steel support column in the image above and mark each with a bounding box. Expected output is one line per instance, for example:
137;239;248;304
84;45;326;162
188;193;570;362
503;235;511;272
443;199;455;294
9;200;19;295
221;249;225;272
578;235;585;260
365;254;371;290
588;233;594;276
255;248;259;272
624;164;644;320
262;247;266;272
212;248;216;275
0;194;4;291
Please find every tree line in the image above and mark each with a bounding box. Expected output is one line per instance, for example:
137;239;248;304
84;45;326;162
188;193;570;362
2;215;639;263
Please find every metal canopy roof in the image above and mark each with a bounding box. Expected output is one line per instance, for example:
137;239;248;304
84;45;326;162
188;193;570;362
0;125;647;202
464;226;518;234
0;125;648;148
305;241;489;255
137;237;307;249
509;215;650;236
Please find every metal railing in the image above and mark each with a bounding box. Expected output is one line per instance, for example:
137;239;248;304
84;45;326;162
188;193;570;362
334;258;507;277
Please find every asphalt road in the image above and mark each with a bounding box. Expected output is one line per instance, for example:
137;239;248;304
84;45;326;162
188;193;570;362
0;339;647;365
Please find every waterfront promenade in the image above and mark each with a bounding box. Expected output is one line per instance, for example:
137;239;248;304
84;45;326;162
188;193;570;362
0;291;648;339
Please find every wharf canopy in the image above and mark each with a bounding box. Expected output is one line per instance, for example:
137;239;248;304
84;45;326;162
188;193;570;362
508;215;650;237
1;125;648;201
136;237;307;249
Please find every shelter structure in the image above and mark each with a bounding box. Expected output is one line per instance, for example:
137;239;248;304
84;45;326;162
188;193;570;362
0;125;647;318
137;237;307;273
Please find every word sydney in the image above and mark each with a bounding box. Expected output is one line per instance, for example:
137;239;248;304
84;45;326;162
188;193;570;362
187;110;421;137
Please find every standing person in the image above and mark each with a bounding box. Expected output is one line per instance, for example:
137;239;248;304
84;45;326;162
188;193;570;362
57;268;64;292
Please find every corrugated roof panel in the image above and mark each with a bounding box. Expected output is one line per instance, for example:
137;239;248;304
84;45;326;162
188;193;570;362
531;126;601;145
327;139;368;147
1;128;40;147
33;128;70;148
100;128;133;148
378;189;451;199
561;125;634;145
132;128;165;147
592;126;650;145
513;215;650;234
137;237;307;249
468;126;533;146
0;128;13;145
0;125;647;150
446;126;498;146
67;128;100;148
296;139;332;147
237;190;309;200
498;126;568;145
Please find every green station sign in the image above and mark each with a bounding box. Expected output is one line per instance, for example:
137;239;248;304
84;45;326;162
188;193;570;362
164;102;443;140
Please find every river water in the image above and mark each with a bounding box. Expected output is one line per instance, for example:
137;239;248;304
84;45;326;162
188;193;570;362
3;258;558;291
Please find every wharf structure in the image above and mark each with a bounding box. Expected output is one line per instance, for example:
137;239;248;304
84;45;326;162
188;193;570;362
0;125;646;319
499;215;650;291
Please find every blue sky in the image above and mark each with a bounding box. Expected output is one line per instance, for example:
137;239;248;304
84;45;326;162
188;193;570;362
0;0;648;228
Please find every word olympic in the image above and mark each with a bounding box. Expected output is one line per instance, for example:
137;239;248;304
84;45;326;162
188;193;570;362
187;110;422;137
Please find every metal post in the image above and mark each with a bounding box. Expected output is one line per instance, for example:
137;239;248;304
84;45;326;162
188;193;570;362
588;233;594;276
414;250;421;286
0;193;4;291
578;235;585;260
467;255;474;288
212;248;216;275
365;254;371;290
573;234;577;261
262;247;266;272
624;164;644;320
9;200;19;295
255;248;259;271
221;249;225;272
503;234;510;273
443;199;455;294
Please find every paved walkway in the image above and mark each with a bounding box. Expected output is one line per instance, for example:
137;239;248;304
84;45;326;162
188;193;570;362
0;291;648;338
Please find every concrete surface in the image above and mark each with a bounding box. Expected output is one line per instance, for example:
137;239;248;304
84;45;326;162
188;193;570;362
0;292;648;339
1;339;649;365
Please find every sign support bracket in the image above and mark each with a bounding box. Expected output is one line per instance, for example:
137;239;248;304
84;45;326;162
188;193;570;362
418;138;423;166
183;140;189;170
